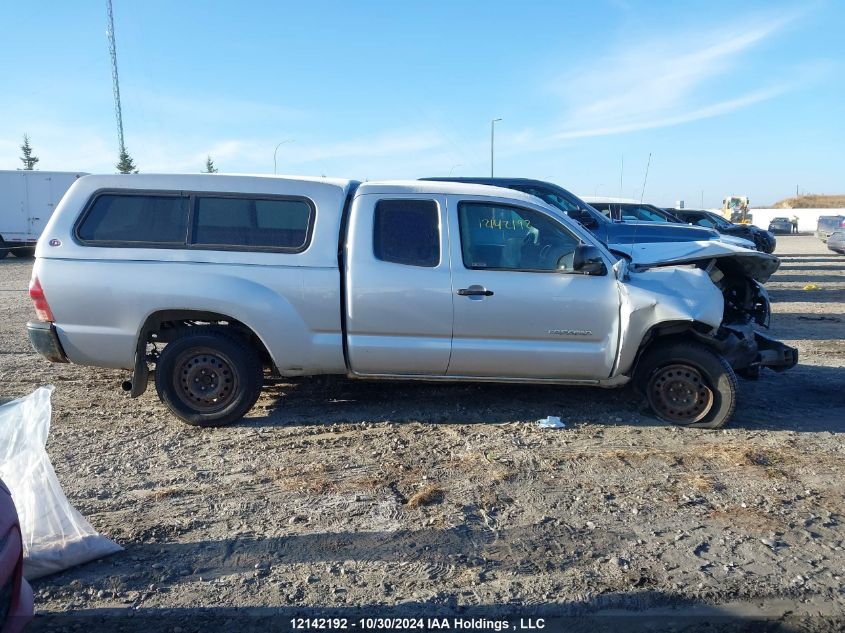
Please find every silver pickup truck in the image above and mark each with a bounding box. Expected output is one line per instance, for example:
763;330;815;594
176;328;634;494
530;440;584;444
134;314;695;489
26;175;796;429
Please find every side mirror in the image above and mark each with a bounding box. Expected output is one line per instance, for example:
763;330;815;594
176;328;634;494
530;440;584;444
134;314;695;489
572;244;607;276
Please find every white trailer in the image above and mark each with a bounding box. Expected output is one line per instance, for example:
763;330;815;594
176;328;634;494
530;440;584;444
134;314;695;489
0;170;87;259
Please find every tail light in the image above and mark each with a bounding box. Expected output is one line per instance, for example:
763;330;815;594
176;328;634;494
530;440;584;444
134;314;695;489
840;219;845;228
29;275;55;322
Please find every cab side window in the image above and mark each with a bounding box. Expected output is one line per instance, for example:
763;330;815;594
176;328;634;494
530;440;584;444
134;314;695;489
373;199;440;267
458;202;580;271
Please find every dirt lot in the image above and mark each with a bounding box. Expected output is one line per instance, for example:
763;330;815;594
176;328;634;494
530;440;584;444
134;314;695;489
1;235;844;630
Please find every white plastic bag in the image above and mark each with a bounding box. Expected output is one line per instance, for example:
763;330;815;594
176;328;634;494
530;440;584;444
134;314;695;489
0;386;122;579
536;415;566;429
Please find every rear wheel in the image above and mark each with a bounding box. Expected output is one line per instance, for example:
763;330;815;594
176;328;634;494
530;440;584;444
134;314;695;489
154;328;263;427
0;237;8;260
635;341;738;429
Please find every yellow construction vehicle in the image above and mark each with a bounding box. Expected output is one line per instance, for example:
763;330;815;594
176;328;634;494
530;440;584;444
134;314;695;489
721;196;752;224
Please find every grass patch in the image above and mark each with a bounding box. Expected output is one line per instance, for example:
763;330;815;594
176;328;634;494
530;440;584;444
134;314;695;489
406;484;444;508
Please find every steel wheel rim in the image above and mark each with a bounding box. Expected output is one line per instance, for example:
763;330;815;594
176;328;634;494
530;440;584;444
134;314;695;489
172;346;238;413
647;363;714;424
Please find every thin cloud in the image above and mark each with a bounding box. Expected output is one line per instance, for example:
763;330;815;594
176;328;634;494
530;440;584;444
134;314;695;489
553;86;789;140
552;11;802;140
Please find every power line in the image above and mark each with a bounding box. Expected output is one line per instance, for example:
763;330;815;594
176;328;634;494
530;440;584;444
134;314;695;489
106;0;125;154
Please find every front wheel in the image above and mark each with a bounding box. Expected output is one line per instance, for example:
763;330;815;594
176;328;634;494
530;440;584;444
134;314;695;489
635;341;738;429
154;328;263;427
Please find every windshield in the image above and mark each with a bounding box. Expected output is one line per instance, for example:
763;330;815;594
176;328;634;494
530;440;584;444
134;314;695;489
511;185;611;225
703;212;733;229
593;202;677;223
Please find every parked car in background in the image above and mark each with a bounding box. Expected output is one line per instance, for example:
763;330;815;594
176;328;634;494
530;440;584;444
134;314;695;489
582;197;681;223
816;215;845;243
0;170;87;259
421;178;744;260
768;217;794;235
27;174;796;429
584;197;755;250
827;229;845;254
0;478;33;633
666;208;776;253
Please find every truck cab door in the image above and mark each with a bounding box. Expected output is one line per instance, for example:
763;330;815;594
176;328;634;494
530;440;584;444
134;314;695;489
446;197;620;380
345;193;453;375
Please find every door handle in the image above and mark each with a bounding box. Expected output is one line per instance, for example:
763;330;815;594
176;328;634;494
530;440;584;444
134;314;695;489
457;287;494;297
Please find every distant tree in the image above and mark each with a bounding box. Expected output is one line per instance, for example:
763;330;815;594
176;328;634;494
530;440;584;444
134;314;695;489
20;134;39;170
203;155;218;173
116;147;138;174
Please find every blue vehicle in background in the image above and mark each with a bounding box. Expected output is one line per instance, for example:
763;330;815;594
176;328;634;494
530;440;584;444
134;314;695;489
421;178;737;259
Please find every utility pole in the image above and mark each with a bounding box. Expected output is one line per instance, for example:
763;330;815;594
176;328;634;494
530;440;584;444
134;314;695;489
106;0;125;156
490;118;502;177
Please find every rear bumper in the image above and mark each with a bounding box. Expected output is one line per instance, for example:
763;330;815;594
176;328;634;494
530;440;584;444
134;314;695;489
26;321;68;363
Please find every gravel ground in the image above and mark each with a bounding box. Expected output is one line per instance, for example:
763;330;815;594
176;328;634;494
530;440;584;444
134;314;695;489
1;235;843;631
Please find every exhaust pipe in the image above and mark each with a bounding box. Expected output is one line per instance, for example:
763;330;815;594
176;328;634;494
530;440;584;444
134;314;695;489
121;380;133;392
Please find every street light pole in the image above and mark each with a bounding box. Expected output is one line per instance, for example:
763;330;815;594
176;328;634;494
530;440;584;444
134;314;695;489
273;139;294;174
490;118;502;177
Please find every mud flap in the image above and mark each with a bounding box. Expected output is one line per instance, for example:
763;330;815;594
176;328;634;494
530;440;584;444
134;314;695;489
127;339;150;398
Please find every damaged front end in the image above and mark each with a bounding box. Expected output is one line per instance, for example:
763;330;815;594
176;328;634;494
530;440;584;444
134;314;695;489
699;258;797;377
627;244;798;378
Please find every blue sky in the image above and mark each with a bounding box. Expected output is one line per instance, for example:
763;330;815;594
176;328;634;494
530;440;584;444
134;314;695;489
1;0;842;206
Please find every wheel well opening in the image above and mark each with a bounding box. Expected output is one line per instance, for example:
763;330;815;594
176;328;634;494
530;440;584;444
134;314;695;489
628;320;715;379
139;310;275;370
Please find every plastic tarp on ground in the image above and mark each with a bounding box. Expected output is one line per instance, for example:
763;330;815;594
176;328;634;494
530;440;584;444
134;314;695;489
0;386;122;579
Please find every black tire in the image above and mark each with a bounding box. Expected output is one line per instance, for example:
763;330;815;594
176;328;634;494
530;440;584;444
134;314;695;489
11;246;35;258
635;341;738;429
0;237;8;260
154;327;263;427
762;236;776;254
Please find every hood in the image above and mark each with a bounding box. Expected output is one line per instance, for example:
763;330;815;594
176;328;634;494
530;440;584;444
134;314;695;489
626;240;780;283
718;234;756;249
606;222;723;247
614;221;719;237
